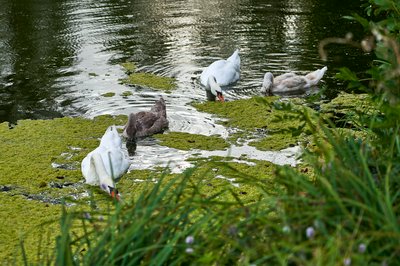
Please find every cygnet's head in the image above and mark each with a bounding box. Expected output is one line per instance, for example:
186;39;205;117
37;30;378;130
207;76;224;102
261;72;274;96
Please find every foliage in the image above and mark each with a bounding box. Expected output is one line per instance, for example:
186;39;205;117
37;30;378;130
272;0;400;264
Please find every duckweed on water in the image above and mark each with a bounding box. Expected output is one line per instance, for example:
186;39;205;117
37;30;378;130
101;92;116;97
0;114;271;263
0;115;131;263
120;61;177;92
120;91;133;97
121;72;177;92
0;193;60;264
193;97;277;129
320;92;378;126
121;62;176;93
1;95;354;264
186;156;276;203
88;72;98;77
121;156;275;204
193;97;315;150
320;92;372;114
155;132;229;151
121;62;137;74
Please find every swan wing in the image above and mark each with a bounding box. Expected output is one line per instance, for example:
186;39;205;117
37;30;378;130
150;98;167;118
100;148;130;180
274;76;309;93
217;62;240;86
200;60;240;86
136;116;169;138
274;73;297;83
82;149;102;185
200;60;227;85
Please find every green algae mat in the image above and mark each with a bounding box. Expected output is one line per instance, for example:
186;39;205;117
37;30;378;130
192;96;314;150
0;115;126;262
0;111;283;263
120;62;177;92
0;93;371;263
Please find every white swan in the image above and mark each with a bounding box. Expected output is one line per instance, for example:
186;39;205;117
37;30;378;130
81;125;130;199
261;66;327;96
200;49;241;101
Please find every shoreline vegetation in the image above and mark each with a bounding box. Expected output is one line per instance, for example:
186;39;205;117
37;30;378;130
1;0;399;264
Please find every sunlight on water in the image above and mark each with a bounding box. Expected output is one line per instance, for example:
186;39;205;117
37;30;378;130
0;0;369;170
129;140;301;174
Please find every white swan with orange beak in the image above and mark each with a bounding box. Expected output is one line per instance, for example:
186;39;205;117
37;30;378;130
200;49;241;101
81;125;130;200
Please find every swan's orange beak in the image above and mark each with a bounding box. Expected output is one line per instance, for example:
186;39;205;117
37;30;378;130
217;92;224;102
110;189;120;201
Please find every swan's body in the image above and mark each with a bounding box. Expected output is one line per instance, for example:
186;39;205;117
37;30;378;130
123;97;168;140
261;66;327;96
81;125;130;198
200;50;240;101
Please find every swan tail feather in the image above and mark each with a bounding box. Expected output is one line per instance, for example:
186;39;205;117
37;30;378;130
305;66;327;86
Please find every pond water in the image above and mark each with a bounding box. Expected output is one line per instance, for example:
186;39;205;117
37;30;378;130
0;0;371;170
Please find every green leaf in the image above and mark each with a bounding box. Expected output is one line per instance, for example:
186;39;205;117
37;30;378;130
352;13;370;29
336;67;359;82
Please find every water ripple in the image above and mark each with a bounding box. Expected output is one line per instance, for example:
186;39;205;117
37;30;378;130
1;0;370;170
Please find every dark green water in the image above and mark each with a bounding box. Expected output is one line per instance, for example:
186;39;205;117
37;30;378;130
0;0;370;125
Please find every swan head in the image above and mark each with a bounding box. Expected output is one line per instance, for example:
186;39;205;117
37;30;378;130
261;72;274;96
207;76;224;102
100;183;121;201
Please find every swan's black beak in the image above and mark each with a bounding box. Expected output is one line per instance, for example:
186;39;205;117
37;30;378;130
216;92;225;102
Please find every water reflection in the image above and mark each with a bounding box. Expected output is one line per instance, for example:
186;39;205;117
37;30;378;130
0;0;79;123
0;0;372;175
0;0;369;124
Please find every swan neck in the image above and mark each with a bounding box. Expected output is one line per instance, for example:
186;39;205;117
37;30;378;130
91;153;114;189
208;77;220;96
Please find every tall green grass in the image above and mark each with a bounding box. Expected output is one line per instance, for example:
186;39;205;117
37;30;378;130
51;166;282;265
47;128;399;265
